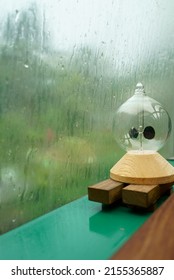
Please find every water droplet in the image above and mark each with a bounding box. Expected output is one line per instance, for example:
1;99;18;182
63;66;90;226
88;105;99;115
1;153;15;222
8;149;12;157
15;10;20;23
29;193;34;200
120;227;125;231
5;77;9;85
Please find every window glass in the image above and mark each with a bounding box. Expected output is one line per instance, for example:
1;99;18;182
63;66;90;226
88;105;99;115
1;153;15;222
0;0;174;234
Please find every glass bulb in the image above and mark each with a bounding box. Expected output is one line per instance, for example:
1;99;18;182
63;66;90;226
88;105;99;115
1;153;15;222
113;83;172;152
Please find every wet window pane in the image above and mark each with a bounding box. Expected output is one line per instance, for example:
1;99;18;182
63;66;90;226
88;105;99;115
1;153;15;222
0;0;174;233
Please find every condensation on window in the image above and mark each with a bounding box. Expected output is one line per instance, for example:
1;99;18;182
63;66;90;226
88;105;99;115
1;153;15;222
0;0;174;233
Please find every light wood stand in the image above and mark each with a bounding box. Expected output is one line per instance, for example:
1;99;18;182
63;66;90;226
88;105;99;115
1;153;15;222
110;151;174;185
88;151;174;210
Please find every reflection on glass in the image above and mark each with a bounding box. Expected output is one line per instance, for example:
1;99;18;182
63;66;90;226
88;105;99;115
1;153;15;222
0;0;174;233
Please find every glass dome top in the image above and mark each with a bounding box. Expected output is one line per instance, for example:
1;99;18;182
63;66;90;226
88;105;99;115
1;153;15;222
113;83;172;152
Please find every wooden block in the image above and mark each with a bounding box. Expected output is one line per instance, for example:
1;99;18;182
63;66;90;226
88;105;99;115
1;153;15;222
111;193;174;259
88;179;125;205
122;183;172;208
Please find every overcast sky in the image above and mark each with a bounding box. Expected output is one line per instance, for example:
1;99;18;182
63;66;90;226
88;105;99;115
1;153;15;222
0;0;174;72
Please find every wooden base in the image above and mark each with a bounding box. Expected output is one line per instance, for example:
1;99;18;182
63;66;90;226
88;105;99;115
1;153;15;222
122;183;172;208
88;179;173;210
88;179;125;205
110;151;174;184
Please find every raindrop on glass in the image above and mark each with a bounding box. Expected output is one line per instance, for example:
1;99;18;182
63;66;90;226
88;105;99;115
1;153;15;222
24;64;29;69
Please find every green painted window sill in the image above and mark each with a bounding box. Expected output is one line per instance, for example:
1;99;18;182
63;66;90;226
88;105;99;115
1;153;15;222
0;195;151;260
0;160;173;260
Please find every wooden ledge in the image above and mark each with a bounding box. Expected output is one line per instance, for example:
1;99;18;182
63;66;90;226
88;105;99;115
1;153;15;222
111;193;174;260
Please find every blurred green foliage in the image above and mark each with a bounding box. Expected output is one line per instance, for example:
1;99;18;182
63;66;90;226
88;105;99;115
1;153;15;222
0;4;122;233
